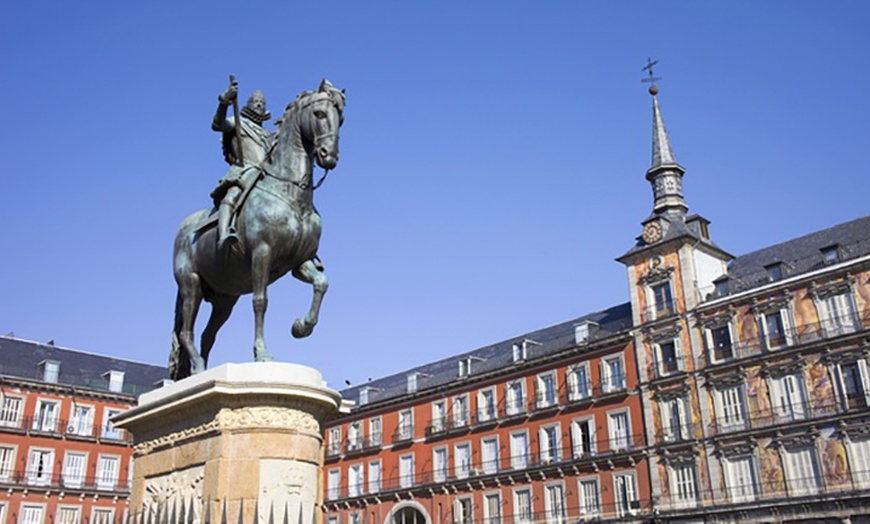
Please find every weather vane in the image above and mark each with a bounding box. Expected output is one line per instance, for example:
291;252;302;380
641;57;661;95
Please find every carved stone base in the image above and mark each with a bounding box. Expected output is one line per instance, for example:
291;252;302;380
114;363;347;524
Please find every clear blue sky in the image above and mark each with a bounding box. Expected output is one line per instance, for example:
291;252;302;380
2;2;868;389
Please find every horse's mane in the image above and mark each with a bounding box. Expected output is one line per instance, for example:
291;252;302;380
267;80;344;163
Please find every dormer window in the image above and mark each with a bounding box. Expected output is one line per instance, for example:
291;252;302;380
407;374;418;393
104;370;125;393
766;263;783;283
359;388;369;405
458;358;471;378
512;343;526;362
822;245;840;266
574;321;598;344
40;360;60;383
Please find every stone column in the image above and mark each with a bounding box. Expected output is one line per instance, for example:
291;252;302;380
114;363;347;524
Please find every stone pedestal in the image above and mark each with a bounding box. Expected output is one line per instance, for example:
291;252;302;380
114;363;346;524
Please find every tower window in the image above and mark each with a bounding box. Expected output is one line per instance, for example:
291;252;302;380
765;263;783;282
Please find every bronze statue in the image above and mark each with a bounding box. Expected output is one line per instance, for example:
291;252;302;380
169;78;346;380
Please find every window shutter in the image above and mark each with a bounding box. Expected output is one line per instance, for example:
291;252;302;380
858;360;870;406
677;398;688;439
832;364;848;410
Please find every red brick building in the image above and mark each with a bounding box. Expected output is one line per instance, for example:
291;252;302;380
0;336;168;524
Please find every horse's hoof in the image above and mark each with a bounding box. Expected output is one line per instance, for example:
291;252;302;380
292;318;314;338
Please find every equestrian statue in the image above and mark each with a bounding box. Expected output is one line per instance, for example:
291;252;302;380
169;77;346;380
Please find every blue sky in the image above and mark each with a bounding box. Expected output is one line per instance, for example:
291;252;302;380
2;2;868;389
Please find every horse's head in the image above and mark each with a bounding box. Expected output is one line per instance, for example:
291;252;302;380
292;79;345;170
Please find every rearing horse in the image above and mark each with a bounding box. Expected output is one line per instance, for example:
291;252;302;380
170;79;345;380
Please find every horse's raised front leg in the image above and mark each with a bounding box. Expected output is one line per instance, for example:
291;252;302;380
251;244;274;362
291;259;329;339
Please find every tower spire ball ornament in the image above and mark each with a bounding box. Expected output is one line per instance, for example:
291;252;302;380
641;57;661;95
169;77;346;381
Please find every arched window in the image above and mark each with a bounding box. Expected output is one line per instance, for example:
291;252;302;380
392;506;426;524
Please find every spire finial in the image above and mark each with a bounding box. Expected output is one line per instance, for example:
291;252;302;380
641;57;660;95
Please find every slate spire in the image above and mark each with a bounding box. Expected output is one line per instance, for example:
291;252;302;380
645;83;688;217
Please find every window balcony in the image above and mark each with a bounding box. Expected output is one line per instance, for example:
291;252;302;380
392;426;414;444
0;471;131;493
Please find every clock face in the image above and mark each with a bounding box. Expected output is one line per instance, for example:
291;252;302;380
643;222;662;244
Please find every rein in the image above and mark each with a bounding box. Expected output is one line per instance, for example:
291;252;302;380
263;165;331;191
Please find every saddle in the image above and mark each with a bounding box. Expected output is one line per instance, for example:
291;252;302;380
194;169;265;235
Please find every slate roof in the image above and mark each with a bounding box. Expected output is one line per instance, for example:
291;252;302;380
715;215;870;296
0;336;169;397
342;302;633;407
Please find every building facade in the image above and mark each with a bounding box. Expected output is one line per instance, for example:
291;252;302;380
323;85;870;523
0;336;168;524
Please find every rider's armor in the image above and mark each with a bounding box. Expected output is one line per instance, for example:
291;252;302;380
211;90;274;251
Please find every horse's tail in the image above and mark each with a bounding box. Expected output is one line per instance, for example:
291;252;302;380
169;291;191;381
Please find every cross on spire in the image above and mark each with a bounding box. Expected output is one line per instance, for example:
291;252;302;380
641;57;661;94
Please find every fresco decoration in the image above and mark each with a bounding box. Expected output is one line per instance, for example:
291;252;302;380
855;269;870;313
745;367;770;420
807;357;836;413
821;435;850;488
657;463;671;500
758;443;785;495
737;308;759;347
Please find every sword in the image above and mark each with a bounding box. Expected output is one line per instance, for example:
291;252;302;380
229;74;244;167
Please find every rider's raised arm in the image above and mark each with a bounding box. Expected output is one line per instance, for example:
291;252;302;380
212;83;238;133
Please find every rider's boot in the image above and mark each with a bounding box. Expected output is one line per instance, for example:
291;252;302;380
217;200;239;252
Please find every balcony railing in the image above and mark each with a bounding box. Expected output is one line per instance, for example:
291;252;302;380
0;416;130;443
324;433;646;499
0;471;131;492
392;426;414;444
642;299;678;323
651;353;688;380
709;400;845;436
699;312;868;369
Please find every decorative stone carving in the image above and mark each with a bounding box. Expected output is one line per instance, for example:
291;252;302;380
750;294;792;315
134;420;219;455
638;263;674;286
215;406;320;433
808;277;855;300
143;465;205;520
259;460;318;524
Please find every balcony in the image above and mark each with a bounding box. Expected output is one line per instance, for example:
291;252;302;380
652;353;688;380
642;298;678;323
709;400;844;436
699;312;868;369
0;470;131;493
392;426;414;445
0;416;131;443
425;416;470;440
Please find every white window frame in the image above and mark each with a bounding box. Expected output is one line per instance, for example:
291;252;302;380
56;506;81;524
90;507;114;524
543;482;566;524
483;491;502;524
536;371;558;409
756;306;794;351
722;454;758;503
647;279;675;320
453;496;473;524
368;416;382;447
399;453;415;488
659;396;689;443
613;472;639;518
505;380;526;416
607;409;631;451
769;373;807;422
849;437;870;488
0;445;16;482
18;504;45;524
62;450;88;489
433;446;449;483
326;515;339;524
577;476;601;517
783;445;821;496
538;423;561;464
398;409;414;441
705;322;736;363
454;441;472;479
0;395;24;428
67;404;95;437
26;447;54;486
832;359;870;410
510;430;529;470
816;289;859;338
571;416;596;458
566;363;591;401
101;408;124;440
431;400;447;432
347;421;363;452
367;459;381;494
477;387;497;422
32;398;60;433
512;487;533;524
348;463;364;497
481;436;499;475
668;462;698;507
327;468;341;500
452;394;470;427
0;502;6;524
601;355;626;393
327;426;342;456
655;338;682;376
715;384;747;432
95;454;120;491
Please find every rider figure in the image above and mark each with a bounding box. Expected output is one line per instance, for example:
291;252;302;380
211;79;274;251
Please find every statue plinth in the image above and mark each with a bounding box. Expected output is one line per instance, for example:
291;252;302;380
114;362;348;524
